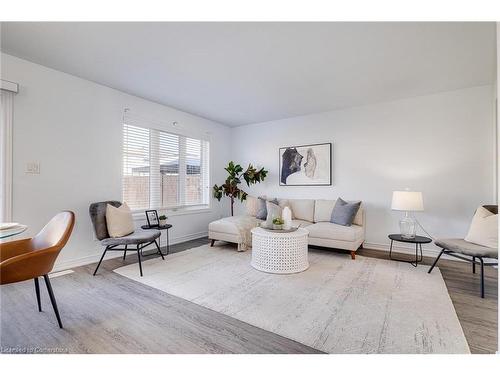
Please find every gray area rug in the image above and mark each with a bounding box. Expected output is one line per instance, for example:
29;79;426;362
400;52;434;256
114;244;470;354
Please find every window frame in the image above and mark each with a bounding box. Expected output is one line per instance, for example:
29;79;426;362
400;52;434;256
122;121;212;217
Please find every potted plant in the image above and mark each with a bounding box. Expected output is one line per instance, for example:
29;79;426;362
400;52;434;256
272;217;285;230
213;161;268;216
158;215;168;226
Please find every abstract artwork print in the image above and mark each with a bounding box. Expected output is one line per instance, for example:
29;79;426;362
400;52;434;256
279;143;331;186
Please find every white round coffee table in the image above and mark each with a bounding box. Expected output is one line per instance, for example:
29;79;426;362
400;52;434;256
251;227;309;274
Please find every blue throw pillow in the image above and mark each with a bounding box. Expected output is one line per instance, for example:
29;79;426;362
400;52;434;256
330;198;361;226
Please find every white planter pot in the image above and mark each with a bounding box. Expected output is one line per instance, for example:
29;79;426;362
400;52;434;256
159;219;168;226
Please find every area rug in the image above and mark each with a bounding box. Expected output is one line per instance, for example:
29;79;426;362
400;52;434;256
114;244;470;354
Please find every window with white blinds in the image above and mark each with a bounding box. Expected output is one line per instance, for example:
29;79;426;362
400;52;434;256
123;123;210;211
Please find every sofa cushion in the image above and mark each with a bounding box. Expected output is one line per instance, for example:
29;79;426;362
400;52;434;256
245;195;259;217
435;238;498;258
291;219;313;228
330;198;361;226
314;199;364;225
464;206;498;248
209;216;241;235
314;199;336;222
101;228;160;246
106;202;135;238
306;222;364;242
353;206;364;226
209;215;264;235
289;199;315;222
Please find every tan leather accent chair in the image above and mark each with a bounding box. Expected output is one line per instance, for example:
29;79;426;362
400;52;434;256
0;211;75;328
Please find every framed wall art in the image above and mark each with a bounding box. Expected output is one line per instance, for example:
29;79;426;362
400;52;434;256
279;143;332;186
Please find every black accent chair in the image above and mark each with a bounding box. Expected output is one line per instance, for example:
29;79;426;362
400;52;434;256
89;201;163;277
428;205;498;298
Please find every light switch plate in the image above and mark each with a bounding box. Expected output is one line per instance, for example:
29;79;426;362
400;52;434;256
26;161;40;174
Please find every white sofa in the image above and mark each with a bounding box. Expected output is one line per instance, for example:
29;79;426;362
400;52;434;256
208;198;365;259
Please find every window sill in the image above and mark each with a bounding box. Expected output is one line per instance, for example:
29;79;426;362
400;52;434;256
132;206;212;221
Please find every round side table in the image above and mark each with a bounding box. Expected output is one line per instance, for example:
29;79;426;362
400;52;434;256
388;234;432;267
0;224;28;239
251;227;309;274
141;224;172;256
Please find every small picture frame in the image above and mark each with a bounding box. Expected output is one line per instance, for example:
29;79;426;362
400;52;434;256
145;210;159;228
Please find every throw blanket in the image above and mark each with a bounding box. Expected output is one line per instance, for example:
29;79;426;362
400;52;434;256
223;215;260;251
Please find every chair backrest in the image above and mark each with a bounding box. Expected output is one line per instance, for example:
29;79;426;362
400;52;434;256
483;205;498;215
31;211;76;251
0;211;75;284
89;201;121;240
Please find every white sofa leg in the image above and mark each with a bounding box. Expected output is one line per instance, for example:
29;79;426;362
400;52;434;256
350;251;356;260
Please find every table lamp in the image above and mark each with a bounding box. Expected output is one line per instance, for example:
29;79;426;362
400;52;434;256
391;191;424;239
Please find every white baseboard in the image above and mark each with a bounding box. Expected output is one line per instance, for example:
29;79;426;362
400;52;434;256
363;241;471;263
53;231;208;272
364;241;441;258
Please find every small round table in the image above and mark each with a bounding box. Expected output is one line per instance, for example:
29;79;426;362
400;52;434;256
0;224;28;239
388;234;432;267
251;227;309;274
141;224;172;256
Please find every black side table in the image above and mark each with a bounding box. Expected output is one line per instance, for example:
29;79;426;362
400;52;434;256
141;224;172;256
388;234;432;267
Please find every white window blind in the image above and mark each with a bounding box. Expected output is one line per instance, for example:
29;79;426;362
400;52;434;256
123;123;210;211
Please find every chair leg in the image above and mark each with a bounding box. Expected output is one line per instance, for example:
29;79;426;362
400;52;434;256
123;244;128;260
154;240;165;260
428;248;445;274
34;278;42;312
93;247;108;276
137;245;143;277
479;257;485;298
472;256;476;274
43;275;63;329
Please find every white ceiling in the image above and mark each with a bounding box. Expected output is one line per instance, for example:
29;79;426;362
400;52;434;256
1;22;496;126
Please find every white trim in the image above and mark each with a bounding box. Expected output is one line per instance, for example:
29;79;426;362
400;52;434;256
49;270;75;278
0;79;18;93
0;90;14;222
364;240;478;263
364;240;441;258
52;231;208;272
132;206;212;221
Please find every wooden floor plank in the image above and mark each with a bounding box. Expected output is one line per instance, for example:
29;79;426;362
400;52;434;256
1;238;497;354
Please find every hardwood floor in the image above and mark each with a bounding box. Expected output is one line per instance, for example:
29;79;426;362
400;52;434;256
0;238;497;354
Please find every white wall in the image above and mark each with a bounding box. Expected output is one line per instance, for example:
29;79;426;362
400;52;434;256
1;53;231;270
231;85;496;254
2;52;496;266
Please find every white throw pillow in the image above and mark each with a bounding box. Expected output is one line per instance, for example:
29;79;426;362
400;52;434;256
266;200;283;224
464;206;498;248
106;202;135;238
245;195;259;217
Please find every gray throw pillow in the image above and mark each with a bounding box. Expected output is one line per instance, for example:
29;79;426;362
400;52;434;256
256;197;268;220
330;198;361;227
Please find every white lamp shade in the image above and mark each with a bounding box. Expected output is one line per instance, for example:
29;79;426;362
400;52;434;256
391;191;424;211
